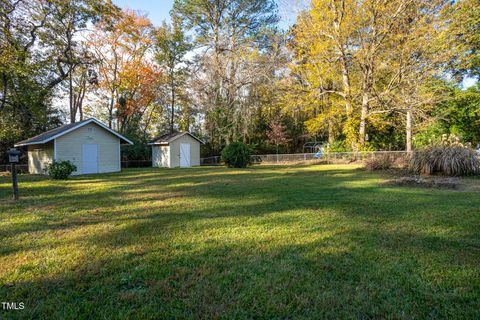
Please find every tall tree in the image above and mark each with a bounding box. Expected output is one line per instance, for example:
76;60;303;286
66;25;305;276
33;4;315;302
373;0;447;151
70;49;98;123
291;0;448;151
116;60;163;135
267;119;290;155
439;0;480;80
172;0;279;151
292;1;359;148
154;17;192;133
88;9;154;129
45;0;116;123
0;1;63;159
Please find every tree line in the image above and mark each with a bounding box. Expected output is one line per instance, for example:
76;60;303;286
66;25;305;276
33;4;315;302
1;0;479;163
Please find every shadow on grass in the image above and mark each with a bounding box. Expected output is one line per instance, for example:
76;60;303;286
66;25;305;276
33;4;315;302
1;227;479;319
1;166;479;319
1;166;478;252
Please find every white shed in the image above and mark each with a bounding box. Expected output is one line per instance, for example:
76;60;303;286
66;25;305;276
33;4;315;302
14;118;133;175
149;132;204;168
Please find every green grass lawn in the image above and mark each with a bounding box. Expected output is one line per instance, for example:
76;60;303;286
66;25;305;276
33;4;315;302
1;165;479;319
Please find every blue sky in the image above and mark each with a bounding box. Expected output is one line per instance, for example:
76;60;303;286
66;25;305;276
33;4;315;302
112;0;298;29
112;0;174;26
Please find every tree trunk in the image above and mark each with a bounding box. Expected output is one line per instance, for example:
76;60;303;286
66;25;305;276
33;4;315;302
69;71;76;123
328;118;334;144
170;78;175;133
332;3;355;150
359;69;371;147
108;90;115;128
78;86;86;121
108;108;113;128
359;91;369;146
341;59;352;115
406;109;413;152
340;53;355;150
108;56;119;129
185;106;190;131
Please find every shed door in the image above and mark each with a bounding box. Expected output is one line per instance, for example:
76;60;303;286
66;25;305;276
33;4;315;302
82;144;98;174
180;143;191;167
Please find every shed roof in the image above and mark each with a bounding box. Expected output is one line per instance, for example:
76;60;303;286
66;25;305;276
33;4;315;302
14;118;133;147
148;132;204;146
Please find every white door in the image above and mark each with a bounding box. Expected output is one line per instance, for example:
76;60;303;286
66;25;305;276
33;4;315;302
180;143;191;167
82;144;98;174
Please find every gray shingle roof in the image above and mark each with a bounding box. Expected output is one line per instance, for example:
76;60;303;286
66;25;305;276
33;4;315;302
15;119;91;146
14;118;133;146
149;132;204;145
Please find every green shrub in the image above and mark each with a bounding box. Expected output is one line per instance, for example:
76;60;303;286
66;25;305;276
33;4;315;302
409;136;479;176
413;121;449;149
364;155;394;171
45;160;77;179
221;142;252;168
327;140;350;153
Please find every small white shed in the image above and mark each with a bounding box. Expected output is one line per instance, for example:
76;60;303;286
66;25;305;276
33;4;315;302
149;132;203;168
14;118;133;175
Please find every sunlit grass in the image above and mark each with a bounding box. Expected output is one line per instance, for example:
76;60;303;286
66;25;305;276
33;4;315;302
0;165;479;319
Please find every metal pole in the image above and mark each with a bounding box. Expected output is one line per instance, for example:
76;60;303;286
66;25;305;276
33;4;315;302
11;163;19;201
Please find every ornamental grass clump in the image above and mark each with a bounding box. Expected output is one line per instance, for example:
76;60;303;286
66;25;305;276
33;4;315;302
409;135;479;176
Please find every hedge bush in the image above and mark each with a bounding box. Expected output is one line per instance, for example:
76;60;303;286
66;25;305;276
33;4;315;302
221;142;252;168
45;160;77;179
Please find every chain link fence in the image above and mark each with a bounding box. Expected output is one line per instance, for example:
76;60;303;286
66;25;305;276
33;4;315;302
322;151;410;165
200;156;222;166
0;151;415;171
201;151;411;166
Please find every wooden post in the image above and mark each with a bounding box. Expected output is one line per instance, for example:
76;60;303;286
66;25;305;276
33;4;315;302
7;148;20;201
11;163;19;201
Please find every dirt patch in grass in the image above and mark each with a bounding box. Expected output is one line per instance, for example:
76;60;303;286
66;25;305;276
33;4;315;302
384;176;460;190
381;170;480;191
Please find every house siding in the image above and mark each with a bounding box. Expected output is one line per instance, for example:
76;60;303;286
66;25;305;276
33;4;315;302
152;145;170;167
28;142;54;174
55;122;121;175
169;135;201;168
